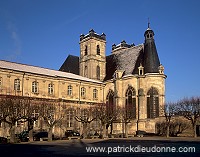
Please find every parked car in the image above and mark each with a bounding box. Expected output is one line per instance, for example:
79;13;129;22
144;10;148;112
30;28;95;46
65;130;80;138
33;131;55;141
136;130;146;137
0;137;7;144
18;130;37;142
18;130;29;142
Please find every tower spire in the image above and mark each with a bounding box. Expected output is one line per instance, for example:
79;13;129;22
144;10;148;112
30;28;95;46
148;18;150;28
143;22;160;73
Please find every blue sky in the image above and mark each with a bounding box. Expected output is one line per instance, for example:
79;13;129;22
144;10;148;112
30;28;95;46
0;0;200;102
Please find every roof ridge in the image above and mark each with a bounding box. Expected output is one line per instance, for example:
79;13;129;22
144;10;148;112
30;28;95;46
0;59;58;72
0;60;102;83
108;43;143;56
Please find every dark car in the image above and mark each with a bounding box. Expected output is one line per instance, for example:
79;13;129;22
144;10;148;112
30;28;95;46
33;131;55;141
136;130;146;137
18;130;29;142
18;130;37;142
65;130;80;138
0;137;7;144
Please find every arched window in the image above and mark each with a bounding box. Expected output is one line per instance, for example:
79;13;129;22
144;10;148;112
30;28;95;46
14;79;20;91
97;45;100;55
96;65;100;80
67;85;73;96
48;83;54;95
147;87;159;118
85;45;88;55
81;87;86;98
125;86;136;119
106;90;115;115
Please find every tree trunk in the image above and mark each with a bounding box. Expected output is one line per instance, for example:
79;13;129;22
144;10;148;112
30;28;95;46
82;123;87;139
110;123;113;134
102;124;107;139
29;129;34;142
28;119;34;141
193;123;197;138
48;127;53;141
166;124;170;138
124;122;128;138
9;124;16;143
106;124;110;138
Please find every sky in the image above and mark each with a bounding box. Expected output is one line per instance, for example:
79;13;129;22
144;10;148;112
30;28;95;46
0;0;200;102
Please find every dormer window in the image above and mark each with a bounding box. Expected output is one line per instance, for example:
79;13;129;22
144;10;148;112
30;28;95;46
113;70;124;80
97;45;100;55
138;64;144;75
158;64;164;74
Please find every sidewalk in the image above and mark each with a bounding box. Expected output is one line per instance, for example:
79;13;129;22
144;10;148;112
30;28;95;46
18;136;200;145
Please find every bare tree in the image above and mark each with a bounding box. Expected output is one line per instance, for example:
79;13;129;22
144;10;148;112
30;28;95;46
93;103;119;138
156;119;190;137
39;101;64;141
119;105;136;138
177;97;200;138
75;107;96;139
0;96;28;143
22;99;40;142
163;102;177;138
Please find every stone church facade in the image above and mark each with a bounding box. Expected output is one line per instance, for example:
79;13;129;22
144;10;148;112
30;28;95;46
0;24;166;137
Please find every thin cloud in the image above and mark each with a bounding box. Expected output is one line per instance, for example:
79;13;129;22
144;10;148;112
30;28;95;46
54;11;88;30
2;10;22;61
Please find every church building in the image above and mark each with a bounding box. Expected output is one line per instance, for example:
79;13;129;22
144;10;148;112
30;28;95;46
0;23;166;137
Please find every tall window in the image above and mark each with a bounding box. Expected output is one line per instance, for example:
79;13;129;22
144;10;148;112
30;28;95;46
85;45;88;55
66;108;75;128
97;45;100;55
14;79;20;91
32;109;39;127
147;87;159;118
81;87;86;98
106;90;115;115
67;85;73;96
125;86;136;119
32;81;38;93
93;89;98;99
96;66;100;80
48;83;54;95
84;66;88;77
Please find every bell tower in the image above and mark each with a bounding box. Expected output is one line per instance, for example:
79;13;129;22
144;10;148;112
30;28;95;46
79;29;106;81
143;21;160;73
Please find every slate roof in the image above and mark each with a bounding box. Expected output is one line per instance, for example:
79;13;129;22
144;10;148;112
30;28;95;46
0;60;102;83
104;44;143;80
143;28;160;73
59;55;79;75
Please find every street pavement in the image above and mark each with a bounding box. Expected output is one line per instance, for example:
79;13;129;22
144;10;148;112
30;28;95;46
0;137;200;157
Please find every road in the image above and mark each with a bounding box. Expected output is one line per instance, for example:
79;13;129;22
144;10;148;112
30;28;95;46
0;137;200;157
